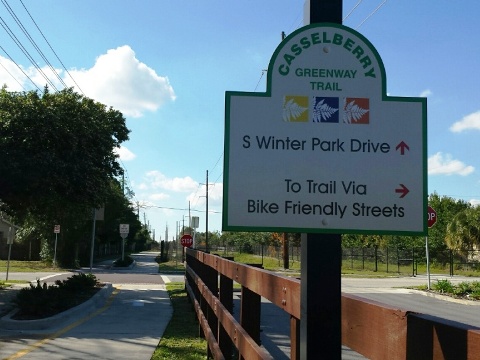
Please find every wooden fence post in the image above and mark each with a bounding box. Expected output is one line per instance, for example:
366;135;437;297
219;258;234;358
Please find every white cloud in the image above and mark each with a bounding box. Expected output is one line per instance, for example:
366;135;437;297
0;56;64;92
67;45;176;118
450;111;480;133
1;46;176;118
145;170;198;192
469;199;480;206
428;152;474;176
419;89;432;97
137;183;148;191
114;146;136;161
149;193;170;201
187;183;223;206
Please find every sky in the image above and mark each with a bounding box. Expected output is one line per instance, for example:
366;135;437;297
1;1;480;241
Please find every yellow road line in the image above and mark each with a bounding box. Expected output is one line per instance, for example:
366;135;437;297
4;287;121;360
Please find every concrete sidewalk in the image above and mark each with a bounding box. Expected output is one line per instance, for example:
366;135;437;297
0;282;173;360
0;254;174;360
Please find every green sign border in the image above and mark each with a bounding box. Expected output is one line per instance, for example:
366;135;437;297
223;23;428;236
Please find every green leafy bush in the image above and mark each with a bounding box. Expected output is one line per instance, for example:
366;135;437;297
55;273;98;291
454;281;473;296
13;273;100;319
112;255;134;267
433;279;454;294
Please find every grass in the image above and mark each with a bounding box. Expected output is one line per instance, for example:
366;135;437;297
0;280;27;289
152;282;207;360
158;259;185;273
0;260;63;272
217;252;301;272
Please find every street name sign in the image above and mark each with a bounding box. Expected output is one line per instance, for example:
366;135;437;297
119;224;129;238
223;23;427;235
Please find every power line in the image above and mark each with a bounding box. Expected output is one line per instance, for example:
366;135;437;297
0;14;58;91
210;152;223;173
343;0;363;21
0;54;26;90
0;44;40;91
18;0;85;95
356;0;388;29
1;0;67;90
253;69;267;92
148;205;221;214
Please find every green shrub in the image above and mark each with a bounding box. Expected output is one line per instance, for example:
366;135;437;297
454;282;473;296
55;273;98;291
433;279;454;294
13;273;99;319
112;255;134;267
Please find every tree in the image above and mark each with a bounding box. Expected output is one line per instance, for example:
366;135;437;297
0;86;129;220
445;206;480;257
428;192;470;254
0;87;131;265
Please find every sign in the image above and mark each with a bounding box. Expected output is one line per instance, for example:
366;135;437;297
191;216;199;229
7;227;14;245
427;206;437;228
54;225;60;234
223;23;427;235
119;224;129;234
180;234;193;247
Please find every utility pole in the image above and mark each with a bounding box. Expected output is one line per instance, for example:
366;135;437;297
205;170;209;253
301;1;343;359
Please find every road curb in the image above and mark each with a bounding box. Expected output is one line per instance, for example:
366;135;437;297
0;283;113;331
407;288;480;306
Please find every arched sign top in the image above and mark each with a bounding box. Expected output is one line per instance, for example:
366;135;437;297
223;23;427;236
267;23;386;100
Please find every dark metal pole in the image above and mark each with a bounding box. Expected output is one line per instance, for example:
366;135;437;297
305;0;342;24
301;1;343;359
206;170;209;253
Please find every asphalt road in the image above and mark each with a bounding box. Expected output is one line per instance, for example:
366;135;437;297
0;252;174;360
342;274;480;328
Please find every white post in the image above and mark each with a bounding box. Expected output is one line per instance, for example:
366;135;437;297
6;226;13;281
90;209;96;273
425;236;431;290
53;233;58;267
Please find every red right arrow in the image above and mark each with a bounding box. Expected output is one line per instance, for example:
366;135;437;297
395;184;409;198
396;141;410;155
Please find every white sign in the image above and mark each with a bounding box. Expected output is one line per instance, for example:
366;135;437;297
191;216;199;229
223;23;427;235
54;225;60;234
119;224;129;234
7;227;14;245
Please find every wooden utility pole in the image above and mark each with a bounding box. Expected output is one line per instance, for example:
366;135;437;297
301;1;343;359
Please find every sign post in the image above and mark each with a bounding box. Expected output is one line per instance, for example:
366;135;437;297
426;206;437;289
53;225;60;267
5;226;14;281
191;216;199;248
119;224;129;261
223;1;427;357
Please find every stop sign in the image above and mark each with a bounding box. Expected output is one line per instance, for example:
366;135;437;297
180;234;193;247
428;206;437;228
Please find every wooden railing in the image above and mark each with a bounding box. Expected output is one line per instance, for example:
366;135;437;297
185;248;480;359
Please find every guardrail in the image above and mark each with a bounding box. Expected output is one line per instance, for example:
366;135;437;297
185;248;480;359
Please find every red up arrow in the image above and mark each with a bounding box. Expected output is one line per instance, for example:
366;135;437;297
396;141;410;155
395;184;409;198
